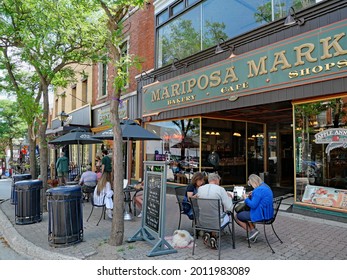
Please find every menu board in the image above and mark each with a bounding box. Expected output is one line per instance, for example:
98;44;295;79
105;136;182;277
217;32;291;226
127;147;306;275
302;185;347;209
144;172;162;232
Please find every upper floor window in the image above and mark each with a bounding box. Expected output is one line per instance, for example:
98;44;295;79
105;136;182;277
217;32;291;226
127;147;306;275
82;79;88;104
156;0;317;67
171;1;185;16
99;63;108;98
120;40;129;91
71;86;76;110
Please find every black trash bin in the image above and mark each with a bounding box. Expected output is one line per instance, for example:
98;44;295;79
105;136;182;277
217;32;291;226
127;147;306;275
15;179;42;225
46;185;83;247
11;174;32;205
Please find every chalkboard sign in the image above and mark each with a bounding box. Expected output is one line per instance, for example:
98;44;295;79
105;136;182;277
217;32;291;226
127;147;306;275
128;161;176;257
144;172;162;232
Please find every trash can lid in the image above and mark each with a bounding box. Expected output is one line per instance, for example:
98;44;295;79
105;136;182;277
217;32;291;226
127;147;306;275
15;179;43;189
46;185;82;196
13;174;32;181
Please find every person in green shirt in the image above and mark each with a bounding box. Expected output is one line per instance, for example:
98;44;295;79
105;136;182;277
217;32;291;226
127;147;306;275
101;150;112;174
56;152;69;185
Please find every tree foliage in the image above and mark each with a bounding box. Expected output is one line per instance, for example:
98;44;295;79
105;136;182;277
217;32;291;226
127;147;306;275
0;99;27;161
1;0;146;246
0;0;109;206
160;18;227;66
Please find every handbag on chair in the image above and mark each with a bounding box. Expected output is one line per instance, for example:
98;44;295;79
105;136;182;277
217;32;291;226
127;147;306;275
234;201;250;213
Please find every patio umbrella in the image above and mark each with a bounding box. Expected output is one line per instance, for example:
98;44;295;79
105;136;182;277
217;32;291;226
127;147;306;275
49;127;103;175
171;137;199;149
171;136;199;160
49;127;103;145
93;119;162;141
92;119;162;190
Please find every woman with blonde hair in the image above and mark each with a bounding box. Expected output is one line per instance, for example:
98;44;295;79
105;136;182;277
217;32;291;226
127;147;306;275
235;174;274;242
93;171;113;219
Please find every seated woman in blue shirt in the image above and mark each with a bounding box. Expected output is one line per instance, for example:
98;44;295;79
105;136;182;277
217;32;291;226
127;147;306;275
182;172;205;219
235;174;274;242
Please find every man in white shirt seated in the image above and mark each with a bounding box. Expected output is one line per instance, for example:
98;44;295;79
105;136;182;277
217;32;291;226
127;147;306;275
197;173;233;249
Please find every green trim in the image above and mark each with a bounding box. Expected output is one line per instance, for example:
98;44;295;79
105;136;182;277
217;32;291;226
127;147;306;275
144;19;347;115
293;203;347;219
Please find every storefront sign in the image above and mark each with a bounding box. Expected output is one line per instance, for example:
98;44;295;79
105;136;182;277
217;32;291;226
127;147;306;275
143;19;347;116
97;100;128;125
315;128;347;154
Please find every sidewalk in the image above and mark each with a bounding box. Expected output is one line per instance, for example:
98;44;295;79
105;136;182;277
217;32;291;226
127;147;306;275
0;180;347;260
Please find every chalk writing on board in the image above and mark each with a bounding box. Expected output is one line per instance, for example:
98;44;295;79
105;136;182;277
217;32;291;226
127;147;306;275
145;172;161;232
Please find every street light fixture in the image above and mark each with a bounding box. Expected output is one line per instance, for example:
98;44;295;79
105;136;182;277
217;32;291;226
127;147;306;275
59;111;69;127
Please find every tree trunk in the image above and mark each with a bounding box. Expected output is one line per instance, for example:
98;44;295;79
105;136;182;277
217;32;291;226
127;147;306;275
28;125;37;179
39;84;49;212
9;141;13;163
109;89;124;246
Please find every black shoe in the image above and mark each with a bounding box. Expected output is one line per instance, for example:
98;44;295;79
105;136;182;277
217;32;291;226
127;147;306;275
210;237;218;250
203;232;211;248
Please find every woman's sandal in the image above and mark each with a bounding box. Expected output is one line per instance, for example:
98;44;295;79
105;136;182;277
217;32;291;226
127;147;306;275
203;232;211;247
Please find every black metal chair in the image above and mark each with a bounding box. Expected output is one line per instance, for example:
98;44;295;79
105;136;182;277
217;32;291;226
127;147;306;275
86;193;106;226
190;197;233;260
239;196;284;253
82;185;96;202
174;186;192;229
132;189;143;216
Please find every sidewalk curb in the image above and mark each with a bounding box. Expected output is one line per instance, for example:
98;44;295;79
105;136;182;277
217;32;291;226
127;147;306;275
0;201;79;260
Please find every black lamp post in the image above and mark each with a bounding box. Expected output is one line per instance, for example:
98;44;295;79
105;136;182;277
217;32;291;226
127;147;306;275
59;111;69;127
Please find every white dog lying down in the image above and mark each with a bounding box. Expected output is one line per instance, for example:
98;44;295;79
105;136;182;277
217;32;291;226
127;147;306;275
170;229;194;248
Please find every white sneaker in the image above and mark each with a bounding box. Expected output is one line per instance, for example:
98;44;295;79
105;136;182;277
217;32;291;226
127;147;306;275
107;209;113;219
137;211;142;218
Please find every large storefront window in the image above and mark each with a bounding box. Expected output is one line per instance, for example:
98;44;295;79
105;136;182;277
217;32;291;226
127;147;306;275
156;0;316;67
202;118;246;185
294;97;347;211
247;123;265;177
146;117;265;185
146;118;200;184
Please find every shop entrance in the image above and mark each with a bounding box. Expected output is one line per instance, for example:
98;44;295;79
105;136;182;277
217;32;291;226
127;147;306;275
267;122;294;189
205;101;294;191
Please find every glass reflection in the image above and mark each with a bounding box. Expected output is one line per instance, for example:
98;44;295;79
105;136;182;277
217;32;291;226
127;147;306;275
294;97;347;209
146;118;200;184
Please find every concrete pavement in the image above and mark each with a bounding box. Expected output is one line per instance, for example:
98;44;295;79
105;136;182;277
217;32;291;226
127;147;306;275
0;178;347;260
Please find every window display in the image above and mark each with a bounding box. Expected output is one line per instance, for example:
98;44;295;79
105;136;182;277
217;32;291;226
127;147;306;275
294;96;347;210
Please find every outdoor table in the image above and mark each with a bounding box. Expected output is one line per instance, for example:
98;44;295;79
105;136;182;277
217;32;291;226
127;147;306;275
66;181;78;186
123;186;136;221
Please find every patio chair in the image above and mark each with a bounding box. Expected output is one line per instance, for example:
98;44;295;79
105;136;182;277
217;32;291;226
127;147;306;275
86;193;106;226
132;188;143;216
82;185;96;202
190;197;233;260
174;186;193;229
243;196;284;253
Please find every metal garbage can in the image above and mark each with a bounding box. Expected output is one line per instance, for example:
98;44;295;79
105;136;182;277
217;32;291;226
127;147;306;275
11;174;32;205
15;179;42;225
46;185;83;247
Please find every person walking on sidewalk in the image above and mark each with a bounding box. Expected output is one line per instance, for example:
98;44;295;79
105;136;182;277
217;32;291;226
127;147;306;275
235;174;274;243
56;152;69;185
101;150;112;175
